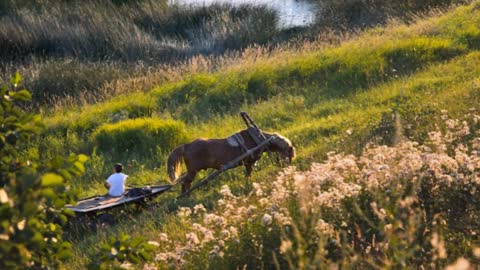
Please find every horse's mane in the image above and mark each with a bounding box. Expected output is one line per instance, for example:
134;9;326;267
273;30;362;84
265;132;293;148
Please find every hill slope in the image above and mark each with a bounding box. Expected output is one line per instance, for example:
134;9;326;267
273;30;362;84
46;2;480;268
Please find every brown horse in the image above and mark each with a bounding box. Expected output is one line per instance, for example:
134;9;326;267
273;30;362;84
167;129;295;194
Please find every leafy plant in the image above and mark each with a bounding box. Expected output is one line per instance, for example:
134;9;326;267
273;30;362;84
88;232;157;270
0;73;87;269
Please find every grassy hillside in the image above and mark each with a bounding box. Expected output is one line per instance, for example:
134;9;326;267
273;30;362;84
16;0;480;268
0;0;466;109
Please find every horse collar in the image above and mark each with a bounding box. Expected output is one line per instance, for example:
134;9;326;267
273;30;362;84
246;127;268;146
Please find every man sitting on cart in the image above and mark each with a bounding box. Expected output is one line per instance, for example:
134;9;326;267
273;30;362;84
105;163;128;197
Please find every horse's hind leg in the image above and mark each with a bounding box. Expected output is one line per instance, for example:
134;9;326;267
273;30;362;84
181;182;189;194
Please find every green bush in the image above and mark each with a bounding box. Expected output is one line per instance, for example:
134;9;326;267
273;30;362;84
0;73;87;269
88;232;157;270
92;118;188;156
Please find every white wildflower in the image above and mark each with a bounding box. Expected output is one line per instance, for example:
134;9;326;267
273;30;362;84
220;185;234;198
143;263;157;270
159;233;168;242
120;262;132;269
202;230;215;244
314;219;334;236
193;204;206;215
258;198;269;207
261;214;272;226
246;205;257;215
147;241;160;247
220;229;230;239
186;232;200;246
229;226;238;238
430;232;447;259
155;253;168;262
177;207;192;218
252;182;264;196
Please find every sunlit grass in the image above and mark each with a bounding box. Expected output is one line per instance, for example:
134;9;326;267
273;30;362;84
21;1;480;268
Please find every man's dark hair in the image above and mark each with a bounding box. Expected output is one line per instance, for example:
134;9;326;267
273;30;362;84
114;163;123;173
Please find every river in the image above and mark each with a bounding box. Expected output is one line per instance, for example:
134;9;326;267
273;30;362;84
169;0;318;29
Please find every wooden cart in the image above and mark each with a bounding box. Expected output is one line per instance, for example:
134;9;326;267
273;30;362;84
65;185;172;221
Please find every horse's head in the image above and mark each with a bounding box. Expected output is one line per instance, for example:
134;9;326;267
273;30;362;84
265;132;295;165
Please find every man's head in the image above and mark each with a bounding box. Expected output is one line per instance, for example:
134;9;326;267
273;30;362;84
114;163;123;173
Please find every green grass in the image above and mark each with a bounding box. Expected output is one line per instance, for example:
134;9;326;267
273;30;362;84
92;117;189;157
20;1;480;268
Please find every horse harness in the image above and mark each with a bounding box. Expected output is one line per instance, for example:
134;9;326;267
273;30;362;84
232;133;249;153
227;112;276;162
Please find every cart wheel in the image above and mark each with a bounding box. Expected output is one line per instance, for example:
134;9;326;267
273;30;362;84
134;199;148;210
97;213;116;227
66;213;96;233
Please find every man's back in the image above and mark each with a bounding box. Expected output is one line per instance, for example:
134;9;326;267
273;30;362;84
106;173;127;196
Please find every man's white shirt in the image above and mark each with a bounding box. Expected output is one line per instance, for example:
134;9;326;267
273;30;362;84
106;173;128;196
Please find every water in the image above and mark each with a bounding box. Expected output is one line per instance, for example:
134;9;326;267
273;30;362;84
169;0;318;29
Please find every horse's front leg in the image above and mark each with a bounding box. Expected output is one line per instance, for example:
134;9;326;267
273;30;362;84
181;171;196;195
244;162;254;190
245;163;253;178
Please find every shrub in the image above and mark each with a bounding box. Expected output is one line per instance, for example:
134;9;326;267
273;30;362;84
0;73;87;269
88;232;157;270
92;118;188;156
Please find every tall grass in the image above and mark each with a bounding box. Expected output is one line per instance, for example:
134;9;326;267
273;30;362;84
0;0;283;107
0;1;280;62
64;110;480;268
312;0;469;28
29;0;477;194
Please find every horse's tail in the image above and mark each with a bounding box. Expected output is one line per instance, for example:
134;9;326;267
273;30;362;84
167;144;185;183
